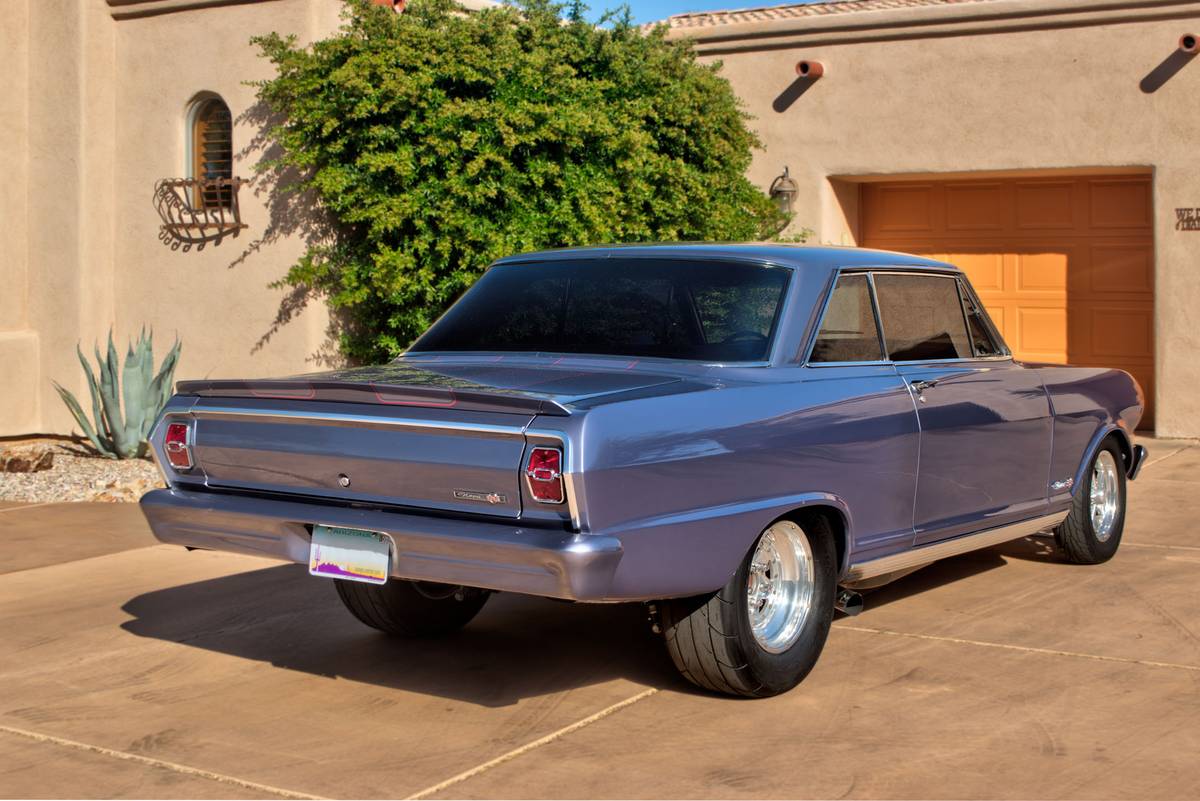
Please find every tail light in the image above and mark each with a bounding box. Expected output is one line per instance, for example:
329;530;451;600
164;422;194;470
525;447;564;504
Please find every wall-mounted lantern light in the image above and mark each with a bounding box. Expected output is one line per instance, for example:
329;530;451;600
770;167;799;216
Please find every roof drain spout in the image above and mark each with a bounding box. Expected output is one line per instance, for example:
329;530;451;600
795;60;825;79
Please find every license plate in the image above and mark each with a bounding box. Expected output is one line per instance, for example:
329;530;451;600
309;525;391;585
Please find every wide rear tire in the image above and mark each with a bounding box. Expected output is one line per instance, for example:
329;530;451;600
659;516;837;697
335;578;490;637
1055;439;1126;565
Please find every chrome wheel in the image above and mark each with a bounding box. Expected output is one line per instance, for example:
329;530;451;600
746;521;815;653
1090;450;1121;542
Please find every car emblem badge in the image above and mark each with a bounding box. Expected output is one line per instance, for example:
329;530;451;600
1050;477;1074;491
454;489;507;505
338;474;351;488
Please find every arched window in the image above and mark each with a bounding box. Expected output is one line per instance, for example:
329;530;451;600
187;95;233;209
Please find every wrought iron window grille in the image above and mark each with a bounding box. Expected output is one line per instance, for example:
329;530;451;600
154;177;248;251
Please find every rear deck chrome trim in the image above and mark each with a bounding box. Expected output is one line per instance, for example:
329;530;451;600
844;510;1068;582
189;405;528;437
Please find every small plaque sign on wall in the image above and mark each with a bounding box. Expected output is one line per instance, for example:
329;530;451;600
1177;208;1200;231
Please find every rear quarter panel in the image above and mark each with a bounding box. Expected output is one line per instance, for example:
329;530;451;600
569;365;919;599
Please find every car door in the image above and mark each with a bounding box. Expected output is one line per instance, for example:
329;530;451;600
804;271;920;563
872;271;1053;545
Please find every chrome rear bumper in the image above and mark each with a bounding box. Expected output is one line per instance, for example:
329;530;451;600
140;488;622;601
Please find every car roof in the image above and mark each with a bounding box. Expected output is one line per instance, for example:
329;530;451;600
490;243;960;273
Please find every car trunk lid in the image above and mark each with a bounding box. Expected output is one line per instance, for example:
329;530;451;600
174;358;681;519
186;399;534;518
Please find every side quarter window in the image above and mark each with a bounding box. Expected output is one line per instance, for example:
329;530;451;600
809;273;885;363
958;279;1004;357
874;273;973;361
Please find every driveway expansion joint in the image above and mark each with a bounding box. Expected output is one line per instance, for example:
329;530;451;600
838;624;1200;673
403;687;659;800
0;723;327;800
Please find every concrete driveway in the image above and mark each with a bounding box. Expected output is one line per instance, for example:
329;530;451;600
2;438;1198;799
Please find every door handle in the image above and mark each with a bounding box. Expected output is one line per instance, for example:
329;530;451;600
910;379;939;400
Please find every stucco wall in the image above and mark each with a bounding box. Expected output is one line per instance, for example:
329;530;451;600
111;0;339;422
6;0;1200;438
0;0;36;433
3;0;342;437
679;1;1200;436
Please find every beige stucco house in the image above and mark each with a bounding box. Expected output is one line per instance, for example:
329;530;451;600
2;0;1198;438
663;0;1199;434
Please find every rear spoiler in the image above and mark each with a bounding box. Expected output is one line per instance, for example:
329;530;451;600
174;379;571;416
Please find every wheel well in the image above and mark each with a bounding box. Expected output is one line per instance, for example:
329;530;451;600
785;505;848;576
1105;429;1133;470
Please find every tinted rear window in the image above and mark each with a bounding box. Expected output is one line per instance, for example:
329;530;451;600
412;259;790;362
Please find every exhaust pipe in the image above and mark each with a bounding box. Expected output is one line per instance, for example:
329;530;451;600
836;588;863;616
795;60;825;79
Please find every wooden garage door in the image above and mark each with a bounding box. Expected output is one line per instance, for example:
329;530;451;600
861;176;1155;428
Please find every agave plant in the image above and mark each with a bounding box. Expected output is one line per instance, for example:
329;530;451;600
54;330;182;459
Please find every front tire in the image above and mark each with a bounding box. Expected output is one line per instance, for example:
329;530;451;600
659;516;837;697
1055;439;1127;565
335;579;490;637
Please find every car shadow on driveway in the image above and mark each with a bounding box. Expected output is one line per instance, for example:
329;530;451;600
120;563;686;707
121;539;1066;706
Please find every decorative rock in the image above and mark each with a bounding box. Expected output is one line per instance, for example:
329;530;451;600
0;445;55;473
0;446;164;503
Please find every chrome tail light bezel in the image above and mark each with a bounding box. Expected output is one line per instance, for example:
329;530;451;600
163;421;195;471
524;446;564;505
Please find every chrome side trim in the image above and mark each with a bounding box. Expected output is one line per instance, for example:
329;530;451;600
189;405;527;438
843;511;1068;582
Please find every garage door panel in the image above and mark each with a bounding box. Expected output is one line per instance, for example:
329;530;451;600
1089;179;1153;230
864;184;937;236
943;252;1005;292
1086;306;1154;361
946;183;1007;232
862;174;1154;428
1016;307;1068;361
988;305;1008;343
1014;251;1070;293
1015;182;1075;230
1088;244;1153;295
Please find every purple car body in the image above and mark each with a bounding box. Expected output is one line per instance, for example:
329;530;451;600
140;244;1146;605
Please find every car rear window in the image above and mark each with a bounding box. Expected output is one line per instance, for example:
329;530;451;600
411;259;791;362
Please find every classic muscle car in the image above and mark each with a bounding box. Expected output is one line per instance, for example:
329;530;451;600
141;244;1146;697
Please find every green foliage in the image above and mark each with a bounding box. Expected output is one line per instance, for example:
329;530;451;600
54;331;182;460
773;229;814;244
252;0;788;362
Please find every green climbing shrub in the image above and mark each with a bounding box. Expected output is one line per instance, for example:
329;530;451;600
253;0;788;362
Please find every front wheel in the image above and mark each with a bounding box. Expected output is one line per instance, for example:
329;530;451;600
335;578;490;637
659;516;837;697
1055;439;1127;565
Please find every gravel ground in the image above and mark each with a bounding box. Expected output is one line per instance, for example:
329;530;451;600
0;444;164;503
